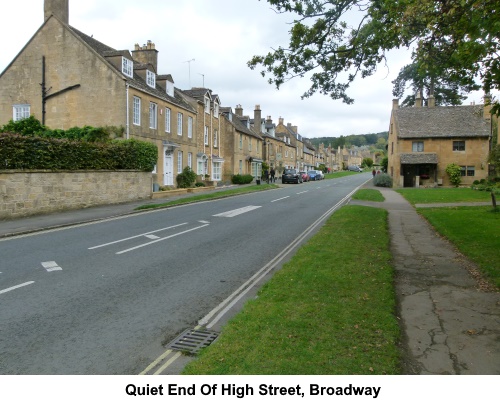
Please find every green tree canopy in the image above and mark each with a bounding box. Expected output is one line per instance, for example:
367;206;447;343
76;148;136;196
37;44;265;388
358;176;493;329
249;0;499;111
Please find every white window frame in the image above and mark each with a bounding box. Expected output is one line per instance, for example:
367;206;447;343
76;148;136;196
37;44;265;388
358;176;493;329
13;104;30;121
177;151;183;173
177;113;183;136
249;138;252;152
165;108;171;133
133;97;141;126
213;102;219;117
166;81;174;97
204;126;209;145
212;161;222;181
146;70;156;88
204;97;210;114
412;141;424;152
188;152;193;169
188;117;193;139
122;57;133;78
239;134;243;149
214;129;218;147
149;102;157;129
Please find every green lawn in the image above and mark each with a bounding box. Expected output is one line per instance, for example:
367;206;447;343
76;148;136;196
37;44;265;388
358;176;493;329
397;188;491;204
183;205;401;375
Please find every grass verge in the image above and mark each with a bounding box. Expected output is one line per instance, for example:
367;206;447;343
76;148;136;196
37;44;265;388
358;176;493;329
352;189;385;202
135;184;279;210
182;205;401;375
416;206;500;288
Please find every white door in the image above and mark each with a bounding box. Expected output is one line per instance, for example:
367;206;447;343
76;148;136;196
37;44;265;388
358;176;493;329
164;149;174;186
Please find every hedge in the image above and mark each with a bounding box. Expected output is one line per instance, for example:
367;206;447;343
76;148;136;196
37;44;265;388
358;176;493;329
0;134;158;171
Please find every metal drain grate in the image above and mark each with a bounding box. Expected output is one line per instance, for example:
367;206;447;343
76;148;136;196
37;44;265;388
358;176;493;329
166;328;219;355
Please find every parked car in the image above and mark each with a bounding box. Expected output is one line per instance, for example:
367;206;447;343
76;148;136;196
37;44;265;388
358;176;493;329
282;169;303;184
299;171;310;182
348;165;363;172
315;170;325;180
308;170;319;181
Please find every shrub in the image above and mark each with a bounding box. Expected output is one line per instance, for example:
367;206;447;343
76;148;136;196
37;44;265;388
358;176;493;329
0;116;46;135
195;182;205;187
231;174;254;184
445;163;462;187
373;173;393;187
0;134;157;171
176;166;197;188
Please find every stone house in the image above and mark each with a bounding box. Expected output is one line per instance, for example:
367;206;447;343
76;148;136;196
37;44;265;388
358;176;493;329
0;0;199;189
275;118;304;170
179;88;224;182
388;95;492;187
220;105;263;180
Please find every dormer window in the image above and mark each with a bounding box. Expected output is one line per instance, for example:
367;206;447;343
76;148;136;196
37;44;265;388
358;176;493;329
166;81;174;97
146;70;156;88
213;102;219;117
122;57;133;78
204;97;210;114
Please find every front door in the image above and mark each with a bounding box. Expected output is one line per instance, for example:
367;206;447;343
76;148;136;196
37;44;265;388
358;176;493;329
164;150;173;186
403;165;416;187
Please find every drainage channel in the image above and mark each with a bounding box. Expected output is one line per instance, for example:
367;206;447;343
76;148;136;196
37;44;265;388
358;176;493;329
166;328;219;355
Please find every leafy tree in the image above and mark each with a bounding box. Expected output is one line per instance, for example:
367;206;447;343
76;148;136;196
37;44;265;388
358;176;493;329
248;0;499;111
489;144;500;177
392;63;480;107
361;157;373;168
445;163;462;187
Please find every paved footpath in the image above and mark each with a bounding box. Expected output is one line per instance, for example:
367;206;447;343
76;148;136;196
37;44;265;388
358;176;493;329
350;186;499;374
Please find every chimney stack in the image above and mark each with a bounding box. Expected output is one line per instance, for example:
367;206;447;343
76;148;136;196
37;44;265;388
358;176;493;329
392;99;399;110
254;105;262;134
44;0;69;24
415;91;422;108
427;94;436;108
132;40;159;72
235;104;243;116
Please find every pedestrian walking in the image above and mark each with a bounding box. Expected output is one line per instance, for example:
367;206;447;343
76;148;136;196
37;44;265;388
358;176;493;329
270;168;275;183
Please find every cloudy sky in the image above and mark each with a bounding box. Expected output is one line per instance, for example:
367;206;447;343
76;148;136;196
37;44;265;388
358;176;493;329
0;0;488;138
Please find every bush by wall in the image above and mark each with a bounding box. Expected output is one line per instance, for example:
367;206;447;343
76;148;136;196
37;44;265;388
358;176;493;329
0;134;157;171
176;166;197;188
231;174;254;184
373;173;393;187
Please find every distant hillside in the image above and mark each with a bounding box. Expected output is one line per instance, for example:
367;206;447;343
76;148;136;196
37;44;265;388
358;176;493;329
308;131;388;149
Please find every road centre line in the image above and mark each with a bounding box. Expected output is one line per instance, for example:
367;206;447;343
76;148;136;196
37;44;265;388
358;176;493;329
116;223;210;255
0;281;35;296
271;196;290;203
88;223;188;250
213;206;261;218
296;191;308;195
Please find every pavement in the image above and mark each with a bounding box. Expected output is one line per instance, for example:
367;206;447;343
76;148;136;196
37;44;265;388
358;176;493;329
1;181;498;374
350;183;500;375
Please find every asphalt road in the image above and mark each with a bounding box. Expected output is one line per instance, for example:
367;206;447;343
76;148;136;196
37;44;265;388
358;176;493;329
0;173;371;374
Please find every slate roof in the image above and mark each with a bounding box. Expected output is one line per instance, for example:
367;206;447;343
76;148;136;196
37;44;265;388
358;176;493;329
221;108;262;139
394;105;490;139
68;26;195;114
400;153;439;164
